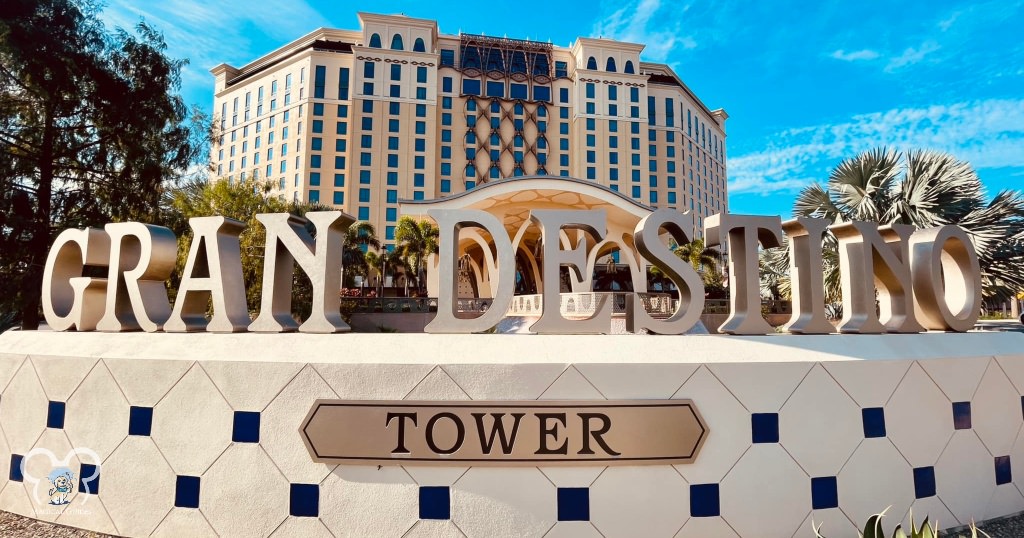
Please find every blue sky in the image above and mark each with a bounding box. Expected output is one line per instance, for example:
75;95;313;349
101;0;1024;217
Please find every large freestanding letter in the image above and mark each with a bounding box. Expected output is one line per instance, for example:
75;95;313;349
96;223;177;332
249;211;353;333
910;226;981;332
42;228;110;331
165;217;249;333
782;217;835;334
529;209;612;334
628;209;705;334
704;213;783;334
425;209;515;333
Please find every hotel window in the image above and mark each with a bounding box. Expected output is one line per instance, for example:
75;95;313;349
648;96;656;125
391;64;401;81
360;170;371;183
555;61;568;78
441;179;451;192
338;68;350;100
388;119;399;133
359;189;370;202
310;155;321;169
389;102;400;115
281;143;288;156
386;208;397;221
609;104;618;116
312;103;324;116
586;151;595;163
313;65;326;99
388;137;399;150
386;171;398;185
559;87;569;103
312;120;323;133
413;38;426;53
311;138;321;151
586;134;596;147
390;85;401;98
415;139;425;152
308;190;319;203
358;207;369;220
335;156;345;168
361;117;373;130
387;154;398;167
665;98;675;127
463;79;481;96
586;56;597;70
442;113;452;126
486;81;504;98
336;121;347;135
362;82;373;95
360;153;371;166
386;190;398;203
333;191;344;204
466;164;475;177
441;129;451;142
440;49;455;67
415;121;426;134
608;85;617;100
369;33;382;48
417;66;427;83
442;77;452;93
649;191;658;204
364;62;375;78
586;118;595;130
510;84;528;100
416;87;427;100
630;87;639;103
391;34;404;50
309;172;321;186
585;102;595;114
587;167;596;179
585;83;595;99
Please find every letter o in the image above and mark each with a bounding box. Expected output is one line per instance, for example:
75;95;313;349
910;226;982;332
425;412;466;455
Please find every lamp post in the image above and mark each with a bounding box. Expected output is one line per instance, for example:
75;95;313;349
380;251;388;297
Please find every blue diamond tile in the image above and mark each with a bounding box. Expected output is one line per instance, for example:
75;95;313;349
996;456;1012;486
128;406;153;436
78;463;99;494
47;401;65;429
752;413;779;443
862;407;886;438
690;483;720;517
420;486;450;520
914;466;936;499
557;487;589;521
9;454;23;482
290;483;319;517
952;402;972;430
232;411;260;443
175;475;201;508
811;476;839;509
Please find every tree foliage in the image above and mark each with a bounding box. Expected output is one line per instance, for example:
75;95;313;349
763;148;1024;304
0;0;202;328
394;216;439;292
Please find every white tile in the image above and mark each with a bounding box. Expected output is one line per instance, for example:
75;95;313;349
0;359;48;452
837;439;914;528
403;520;467;538
538;466;605;489
590;466;689;538
796;510;856;538
675;516;739;538
780;365;862;476
0;353;27;392
708;362;812;412
53;495;118;535
906;496;955;534
270;516;334;537
151;364;233;475
321;465;419;538
720;444;811;538
0;481;35;518
64;362;129;462
574;363;698;399
30;355;98;401
151;507;218;538
995;355;1024;395
442;364;567;399
452;468;556;538
545;521;603;538
539;366;604;400
0;432;9;496
104;358;193;407
986;484;1024;520
919;357;989;403
403;465;469;487
972;361;1023;457
935;431;995;526
200;360;303;411
99;436;174;536
673;366;750;484
822;359;911;407
202;443;289;538
261;365;337;483
405;366;472;400
314;363;433;399
886;363;953;466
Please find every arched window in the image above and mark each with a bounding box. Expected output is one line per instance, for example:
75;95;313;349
413;37;426;52
390;34;404;50
368;33;382;48
624;60;635;74
606;57;617;72
586;56;597;70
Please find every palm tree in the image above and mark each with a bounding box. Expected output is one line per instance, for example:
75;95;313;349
763;148;1024;303
342;221;380;287
394;216;439;294
674;238;720;277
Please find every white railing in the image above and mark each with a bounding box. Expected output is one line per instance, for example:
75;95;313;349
505;292;674;318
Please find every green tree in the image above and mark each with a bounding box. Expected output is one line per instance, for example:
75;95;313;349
0;0;201;329
394;216;439;293
674;237;720;277
762;148;1024;303
165;177;331;318
342;221;380;287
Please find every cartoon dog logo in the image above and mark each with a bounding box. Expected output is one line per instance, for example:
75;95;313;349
47;468;75;505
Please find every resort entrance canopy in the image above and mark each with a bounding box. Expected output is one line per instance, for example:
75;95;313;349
400;176;658;299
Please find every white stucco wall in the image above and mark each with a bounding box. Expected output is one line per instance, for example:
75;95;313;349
0;331;1021;537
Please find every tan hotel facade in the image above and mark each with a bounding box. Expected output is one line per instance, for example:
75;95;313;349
210;13;728;249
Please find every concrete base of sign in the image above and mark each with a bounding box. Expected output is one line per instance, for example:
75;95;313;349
0;330;1022;538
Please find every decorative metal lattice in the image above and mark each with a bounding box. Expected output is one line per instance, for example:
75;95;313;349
458;34;552;83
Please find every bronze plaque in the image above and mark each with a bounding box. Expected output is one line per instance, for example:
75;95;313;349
299;400;708;466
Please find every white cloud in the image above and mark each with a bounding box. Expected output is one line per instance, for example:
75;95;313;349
885;40;941;72
728;99;1024;196
99;0;331;104
830;49;880;62
592;0;696;62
